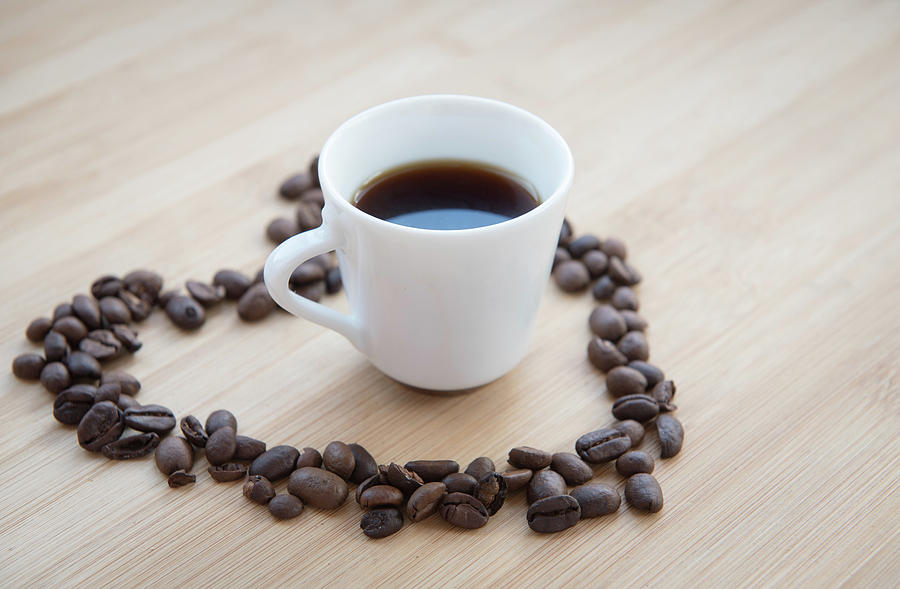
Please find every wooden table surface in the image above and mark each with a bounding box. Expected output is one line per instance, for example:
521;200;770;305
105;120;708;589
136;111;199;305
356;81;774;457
2;1;898;586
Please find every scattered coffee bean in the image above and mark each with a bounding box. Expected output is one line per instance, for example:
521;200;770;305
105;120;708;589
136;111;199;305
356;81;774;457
102;433;160;460
308;155;320;185
550;452;593;486
296;446;322;469
386;462;424;497
575;428;632;463
309;253;338;271
165;295;206;330
404;460;459;483
567;234;601;258
12;353;45;380
558;218;573;246
611;394;659;423
94;383;120;404
72;294;102;330
527;494;581;533
618;331;649;362
582;249;609;278
158;290;179;308
587;337;627;372
52;316;87;344
359;485;405;509
442;472;478;495
500;469;533;492
185;280;225;307
606;365;648;397
117;394;140;411
620;310;647;332
117;290;152;321
79;329;123;360
440;492;489;529
570;483;620;518
237;283;275;322
348;443;378;484
616;451;654;477
289;261;325;290
124;404;176;435
111;325;142;353
53;303;73;321
474;472;507;515
234;435;266;461
601;237;627;260
123;270;163;303
553;247;572;270
407;482;446;522
91;275;123;299
77;401;124;452
155;436;194;475
269;494;304;519
213;269;252;300
355;473;387;504
296;201;322;231
628;361;664;389
611;286;639;311
651;380;677;412
554;260;590;292
323;441;356;480
287;466;349;509
279;172;314;200
44;331;69;362
324;267;342;294
98;296;131;324
65;351;101;380
53;385;96;425
464;457;495;481
608;257;641;286
300;187;324;208
361;507;403;538
266;217;299;244
589;305;627;341
243;475;276;504
527;470;567;504
612;420;645;446
168;470;196;488
294;280;325;302
657;414;684;458
508;446;551;470
209;463;248;482
40;362;71;394
26;317;53;343
206;426;237;466
250;445;300;482
625;473;663;512
592;275;617;300
205;409;236;435
101;370;140;396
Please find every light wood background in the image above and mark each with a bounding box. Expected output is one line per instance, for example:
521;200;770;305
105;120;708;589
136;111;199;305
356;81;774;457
1;1;898;587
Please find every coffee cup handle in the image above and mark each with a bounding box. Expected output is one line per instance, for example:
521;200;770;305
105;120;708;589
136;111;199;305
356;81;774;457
263;224;365;351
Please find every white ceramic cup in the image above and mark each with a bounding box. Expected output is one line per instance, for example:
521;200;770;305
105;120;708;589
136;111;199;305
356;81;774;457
264;95;573;390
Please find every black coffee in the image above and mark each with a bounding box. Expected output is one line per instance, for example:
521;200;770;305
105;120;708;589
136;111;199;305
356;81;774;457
354;160;539;230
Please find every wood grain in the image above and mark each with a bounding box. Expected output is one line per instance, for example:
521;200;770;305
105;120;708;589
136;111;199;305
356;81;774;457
2;0;898;586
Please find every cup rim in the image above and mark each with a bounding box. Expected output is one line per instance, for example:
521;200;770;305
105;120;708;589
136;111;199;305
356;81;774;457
318;94;574;236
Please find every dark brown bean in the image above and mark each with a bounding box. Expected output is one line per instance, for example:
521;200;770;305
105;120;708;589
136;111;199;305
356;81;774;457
527;470;567;504
657;414;685;458
279;172;314;200
289;262;325;289
592;275;617;300
79;330;122;361
26;317;53;343
571;483;620;518
53;303;73;321
361;507;403;538
474;472;507;515
186;280;225;307
234;435;266;461
404;460;459;483
91;275;123;299
44;331;69;362
616;451;654;476
124;404;176;435
213;269;252;300
611;286;639;311
205;409;237;434
464;457;495;481
567;234;601;258
407;482;446;522
102;433;159;460
618;331;649;362
628;361;664;389
296;201;323;231
606;365;648;397
582;249;609;278
250;445;300;482
324;267;342;294
12;354;45;380
588;337;627;372
237;283;275;322
266;217;298;244
66;351;101;379
77;401;124;452
612;420;645;446
550;452;593;486
295;447;322;469
155;436;194;475
53;385;96;425
165;295;206;330
608;256;642;286
117;394;140;411
527;495;581;533
589;305;627;341
209;463;248;482
167;470;196;488
558;218;573;246
386;462;424;496
323;441;356;480
500;469;533;492
101;371;140;396
651;380;678;412
287;467;348;509
553;246;572;270
94;383;120;404
123;270;163;303
269;494;304;519
355;473;388;504
206;426;237;466
98;296;131;324
440;492;489;529
300;187;324;208
117;290;152;321
576;428;632;463
52;316;87;344
72;294;102;330
601;237;627;260
620;310;647;331
611;394;659;423
554;260;590;292
359;485;405;509
243;475;276;504
625;473;663;512
508;446;551;470
348;443;378;484
442;472;478;495
40;362;71;394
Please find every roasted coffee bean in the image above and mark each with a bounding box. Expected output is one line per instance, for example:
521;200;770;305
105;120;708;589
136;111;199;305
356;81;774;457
53;303;73;321
243;475;276;504
157;290;179;308
185;280;225;307
102;433;159;460
567;234;601;258
386;462;424;496
405;460;459;483
587;337;627;372
165;295;206;330
592;275;616;301
309;253;338;271
94;383;120;404
66;351;101;380
237;283;275;322
589;305;627;341
296;446;322;469
442;472;478;495
500;469;533;492
601;237;627;260
464;457;495;481
117;394;140;411
508;446;551;470
618;331;649;362
44;331;69;362
250;445;300;482
155;436;194;475
213;269;252;300
550;452;593;486
294;280;325;302
209;463;248;482
356;473;387;504
616;451;654;477
288;466;349;509
289;262;325;289
12;353;45;380
269;494;304;519
123;270;163;303
651;380;677;412
179;415;207;447
301;187;324;208
279;172;314;200
576;428;631;463
611;394;659;423
361;507;403;538
26;317;53;342
205;409;237;435
296;201;323;231
308;154;320;186
611;286;639;311
78;331;121;361
253;267;265;284
608;256;641;286
53;316;87;344
620;310;647;332
553;247;572;270
266;217;299;244
111;325;141;353
101;370;140;396
570;483;620;518
582;249;609;278
625;473;663;512
77;401;124;452
91;275;123;299
606;365;648;397
124;404;176;435
440;492;489;529
359;485;405;509
657;414;684;458
612;420;645;446
474;472;507;515
554;260;590;292
527;494;581;533
117;290;152;321
168;470;196;488
324;267;342;294
53;385;96;425
628;361;664;389
407;482;446;522
348;443;378;484
234;435;266;461
40;362;71;394
322;441;356;480
527;470;567;504
558;218;573;246
206;426;237;466
72;294;102;330
98;296;131;324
